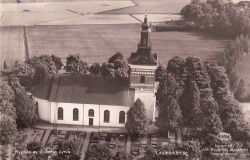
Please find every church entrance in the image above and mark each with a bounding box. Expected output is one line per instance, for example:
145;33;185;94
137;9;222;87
89;118;93;126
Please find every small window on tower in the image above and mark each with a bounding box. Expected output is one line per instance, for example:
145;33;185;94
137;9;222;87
140;76;145;83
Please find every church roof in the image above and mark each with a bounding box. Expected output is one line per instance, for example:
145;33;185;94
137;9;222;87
128;49;158;65
31;74;135;107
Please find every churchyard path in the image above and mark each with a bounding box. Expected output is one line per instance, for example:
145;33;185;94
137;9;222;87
80;132;91;160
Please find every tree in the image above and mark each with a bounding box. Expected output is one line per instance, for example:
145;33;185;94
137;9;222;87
204;112;223;135
64;55;88;75
84;144;111;160
207;0;225;13
180;4;204;24
0;81;15;102
0;82;16;119
181;140;202;159
27;141;42;152
113;151;133;160
155;64;166;81
108;52;123;63
234;79;245;100
13;63;34;89
51;55;63;71
101;62;114;78
214;9;231;34
0;81;17;120
89;63;101;76
14;154;29;160
205;62;249;141
26;55;57;76
14;90;39;128
243;34;249;53
156;94;183;134
52;140;79;160
114;59;129;78
125;98;148;136
8;76;38;129
156;61;184;134
3;61;7;70
25;55;57;86
197;3;217;28
181;80;202;128
185;57;211;89
0;115;17;145
143;147;161;160
107;52;129;78
0;147;9;160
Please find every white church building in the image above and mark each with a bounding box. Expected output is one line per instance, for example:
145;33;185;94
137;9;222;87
31;15;159;128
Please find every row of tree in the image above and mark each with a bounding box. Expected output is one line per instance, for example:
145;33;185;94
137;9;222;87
181;0;250;37
12;55;62;90
181;0;250;102
64;53;129;78
1;76;39;160
156;56;249;145
12;53;129;91
0;79;39;135
0;82;17;159
219;34;250;101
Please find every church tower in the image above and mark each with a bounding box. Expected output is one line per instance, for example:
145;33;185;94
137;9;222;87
128;15;158;122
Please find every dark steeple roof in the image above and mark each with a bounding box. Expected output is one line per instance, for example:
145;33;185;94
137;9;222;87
142;15;150;30
128;15;158;65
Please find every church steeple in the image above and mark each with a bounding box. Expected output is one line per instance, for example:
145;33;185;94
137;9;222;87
128;15;157;65
127;15;158;122
139;15;151;48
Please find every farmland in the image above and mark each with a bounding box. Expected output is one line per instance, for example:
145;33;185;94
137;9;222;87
26;24;228;64
0;26;25;71
0;23;229;71
0;0;248;94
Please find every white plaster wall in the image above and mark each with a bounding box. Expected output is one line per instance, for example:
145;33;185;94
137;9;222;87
99;105;129;127
50;102;84;125
34;97;50;122
83;104;100;127
134;91;156;121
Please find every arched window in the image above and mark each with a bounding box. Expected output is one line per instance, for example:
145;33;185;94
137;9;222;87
104;110;110;123
58;107;63;120
140;76;145;83
119;111;125;124
73;108;79;121
88;109;94;117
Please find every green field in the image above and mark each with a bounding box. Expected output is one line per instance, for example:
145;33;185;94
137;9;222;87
1;23;249;94
1;23;229;69
0;26;25;71
25;24;229;64
6;23;250;94
102;0;191;14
